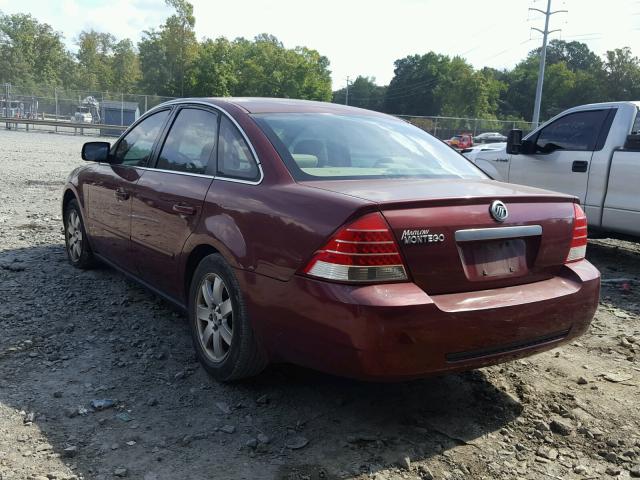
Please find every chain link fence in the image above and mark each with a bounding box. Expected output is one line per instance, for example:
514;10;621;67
1;83;535;141
1;83;174;134
399;115;535;142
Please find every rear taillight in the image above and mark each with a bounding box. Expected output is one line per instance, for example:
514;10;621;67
302;212;408;283
566;203;587;263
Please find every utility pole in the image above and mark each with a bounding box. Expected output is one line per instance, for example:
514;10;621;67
530;0;567;128
54;87;58;132
345;76;350;106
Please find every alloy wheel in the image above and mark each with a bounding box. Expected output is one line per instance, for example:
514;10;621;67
196;273;234;362
66;210;83;262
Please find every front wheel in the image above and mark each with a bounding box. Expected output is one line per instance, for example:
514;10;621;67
188;254;267;382
63;198;96;269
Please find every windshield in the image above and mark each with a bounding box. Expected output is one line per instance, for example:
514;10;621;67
253;113;486;180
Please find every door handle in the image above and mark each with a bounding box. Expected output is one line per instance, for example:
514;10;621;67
114;188;130;201
572;160;589;173
172;203;196;215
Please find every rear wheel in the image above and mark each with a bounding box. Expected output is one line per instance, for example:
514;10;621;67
188;254;267;381
63;199;96;269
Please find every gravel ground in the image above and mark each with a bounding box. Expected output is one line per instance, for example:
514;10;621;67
0;128;639;480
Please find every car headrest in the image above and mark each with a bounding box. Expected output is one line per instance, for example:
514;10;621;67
292;153;318;168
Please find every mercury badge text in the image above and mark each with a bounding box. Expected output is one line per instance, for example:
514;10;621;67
400;229;445;245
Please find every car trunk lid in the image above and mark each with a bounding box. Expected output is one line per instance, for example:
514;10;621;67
305;178;576;295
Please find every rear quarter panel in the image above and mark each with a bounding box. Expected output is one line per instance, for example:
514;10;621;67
181;181;373;283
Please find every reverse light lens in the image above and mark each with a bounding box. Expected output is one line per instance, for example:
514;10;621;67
303;212;408;283
566;203;587;263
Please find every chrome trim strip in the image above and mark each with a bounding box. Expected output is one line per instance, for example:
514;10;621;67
137;166;214;179
455;225;542;242
130;166;264;185
215;173;264;186
121;99;264;185
120;165;266;186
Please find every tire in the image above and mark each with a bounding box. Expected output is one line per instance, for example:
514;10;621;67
188;254;267;382
63;198;96;269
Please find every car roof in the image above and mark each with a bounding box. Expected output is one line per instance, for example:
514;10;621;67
567;100;640;111
163;97;391;117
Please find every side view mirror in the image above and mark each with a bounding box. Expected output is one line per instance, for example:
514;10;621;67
81;142;111;162
624;134;640;151
506;129;523;155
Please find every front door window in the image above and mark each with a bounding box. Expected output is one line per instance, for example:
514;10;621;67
113;110;170;166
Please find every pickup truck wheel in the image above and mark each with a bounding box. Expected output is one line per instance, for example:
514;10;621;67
63;199;96;269
189;254;267;382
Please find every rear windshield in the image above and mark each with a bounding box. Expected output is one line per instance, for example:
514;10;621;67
253;113;486;181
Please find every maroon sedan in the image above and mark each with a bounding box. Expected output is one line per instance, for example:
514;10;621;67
62;98;600;382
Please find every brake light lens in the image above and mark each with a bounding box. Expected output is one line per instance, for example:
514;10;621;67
566;203;587;263
302;212;408;283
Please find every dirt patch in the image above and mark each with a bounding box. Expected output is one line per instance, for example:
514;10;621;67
0;128;639;480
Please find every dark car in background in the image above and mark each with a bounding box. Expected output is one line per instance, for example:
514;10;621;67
474;131;508;143
62;98;600;382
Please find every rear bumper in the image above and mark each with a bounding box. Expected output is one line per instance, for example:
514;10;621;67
238;260;600;381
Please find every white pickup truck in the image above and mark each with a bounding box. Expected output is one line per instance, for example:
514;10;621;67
470;101;640;237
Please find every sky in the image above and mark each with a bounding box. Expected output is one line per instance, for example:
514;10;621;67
0;0;639;90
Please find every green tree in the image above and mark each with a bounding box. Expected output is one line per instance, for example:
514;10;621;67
531;40;602;72
110;39;141;93
289;45;332;100
138;29;170;95
384;52;450;115
603;48;640;100
75;30;115;91
192;37;236;96
333;76;387;111
383;53;502;118
500;40;605;121
540;62;577;117
164;0;197;96
228;34;331;100
437;57;502;118
0;12;70;89
139;0;197;96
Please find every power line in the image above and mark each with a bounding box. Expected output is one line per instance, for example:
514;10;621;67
481;38;535;63
387;78;440;98
384;79;439;99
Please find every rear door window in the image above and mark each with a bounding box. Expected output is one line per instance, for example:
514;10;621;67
535;110;609;152
217;116;260;181
156;108;218;175
113;109;170;166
